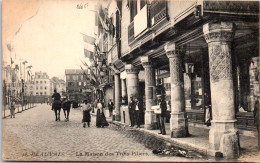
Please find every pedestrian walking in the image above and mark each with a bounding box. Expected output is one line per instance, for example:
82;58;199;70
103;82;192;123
156;95;166;135
82;100;92;128
10;97;16;118
128;96;135;127
133;98;142;128
96;99;109;128
72;101;78;109
108;99;114;117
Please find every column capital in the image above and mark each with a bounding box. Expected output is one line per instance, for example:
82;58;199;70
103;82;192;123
140;56;152;68
203;22;235;43
125;64;139;74
165;41;182;58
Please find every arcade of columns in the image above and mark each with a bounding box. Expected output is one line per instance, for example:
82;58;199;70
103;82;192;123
112;22;239;158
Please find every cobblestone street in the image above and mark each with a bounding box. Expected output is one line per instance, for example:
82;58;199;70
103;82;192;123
2;104;210;162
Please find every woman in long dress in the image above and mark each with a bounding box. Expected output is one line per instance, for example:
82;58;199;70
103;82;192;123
82;100;92;128
96;99;109;128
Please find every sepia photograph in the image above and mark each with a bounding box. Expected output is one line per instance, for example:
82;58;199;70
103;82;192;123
1;0;260;162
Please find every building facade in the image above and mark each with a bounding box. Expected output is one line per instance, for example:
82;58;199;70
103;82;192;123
65;69;91;102
34;71;52;96
89;0;259;159
51;77;66;96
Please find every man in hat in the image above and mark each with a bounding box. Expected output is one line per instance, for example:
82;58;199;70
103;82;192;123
108;99;114;117
133;98;143;128
156;94;166;135
128;96;135;127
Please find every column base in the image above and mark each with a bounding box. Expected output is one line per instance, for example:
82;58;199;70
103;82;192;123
209;121;240;159
170;112;189;138
145;110;157;130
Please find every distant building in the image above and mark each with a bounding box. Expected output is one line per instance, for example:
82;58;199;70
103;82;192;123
65;69;90;102
51;77;66;96
24;81;34;96
33;71;52;96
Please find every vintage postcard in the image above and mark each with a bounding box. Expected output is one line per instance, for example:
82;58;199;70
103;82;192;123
2;0;259;162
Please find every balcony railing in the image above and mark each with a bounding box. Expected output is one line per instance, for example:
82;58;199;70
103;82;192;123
128;21;135;43
127;1;168;45
203;1;259;13
150;0;167;26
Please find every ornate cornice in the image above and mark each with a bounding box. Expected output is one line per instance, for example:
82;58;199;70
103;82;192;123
166;50;182;59
142;62;153;68
203;22;235;43
140;56;153;68
164;41;183;59
204;31;234;43
125;68;139;74
125;64;139;74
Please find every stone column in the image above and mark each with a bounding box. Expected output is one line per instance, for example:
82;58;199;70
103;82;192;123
203;22;239;159
165;42;189;138
121;79;127;99
114;73;121;121
125;64;140;102
141;56;157;129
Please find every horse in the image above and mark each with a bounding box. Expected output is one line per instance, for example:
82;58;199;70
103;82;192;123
62;100;72;121
52;100;62;121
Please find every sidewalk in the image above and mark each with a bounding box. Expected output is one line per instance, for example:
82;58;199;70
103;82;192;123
2;104;36;118
110;120;259;162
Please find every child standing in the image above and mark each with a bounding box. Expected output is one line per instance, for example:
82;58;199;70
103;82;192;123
10;97;16;118
82;100;92;128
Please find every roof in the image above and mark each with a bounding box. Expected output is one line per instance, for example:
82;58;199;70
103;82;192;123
65;69;87;75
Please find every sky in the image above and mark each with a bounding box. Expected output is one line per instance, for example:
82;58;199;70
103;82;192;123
2;0;97;80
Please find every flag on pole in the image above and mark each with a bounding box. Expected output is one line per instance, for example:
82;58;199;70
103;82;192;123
81;33;96;62
84;49;94;60
81;61;97;83
82;33;96;45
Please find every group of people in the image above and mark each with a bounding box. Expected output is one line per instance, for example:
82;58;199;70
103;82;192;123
81;99;109;128
128;95;167;135
51;89;110;128
51;88;260;141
